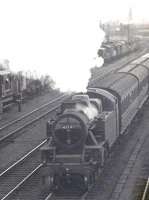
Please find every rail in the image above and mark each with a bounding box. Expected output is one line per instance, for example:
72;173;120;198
0;94;66;131
0;139;47;177
0;138;51;199
44;193;53;200
44;190;88;200
0;95;68;199
141;177;149;200
1;164;43;200
89;48;147;86
0;95;68;143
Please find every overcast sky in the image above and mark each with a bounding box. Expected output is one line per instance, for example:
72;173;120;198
0;0;148;91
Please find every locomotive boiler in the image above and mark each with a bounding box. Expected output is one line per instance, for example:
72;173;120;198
52;95;101;151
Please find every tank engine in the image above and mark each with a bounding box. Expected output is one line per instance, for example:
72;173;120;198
97;39;140;63
40;94;117;190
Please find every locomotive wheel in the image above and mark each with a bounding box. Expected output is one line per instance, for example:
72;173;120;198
84;173;95;190
84;176;89;191
42;175;54;191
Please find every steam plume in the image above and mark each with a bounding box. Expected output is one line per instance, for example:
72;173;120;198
76;103;98;120
50;20;105;92
47;1;105;92
0;0;105;92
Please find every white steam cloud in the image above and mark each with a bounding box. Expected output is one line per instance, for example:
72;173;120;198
0;0;105;92
93;56;104;68
49;16;105;92
76;103;98;120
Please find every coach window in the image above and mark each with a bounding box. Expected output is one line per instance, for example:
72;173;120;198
121;99;125;113
134;87;138;98
98;96;114;111
135;87;138;98
140;80;142;89
122;96;127;113
126;95;129;110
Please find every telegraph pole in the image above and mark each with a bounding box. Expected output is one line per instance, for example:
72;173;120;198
128;8;132;42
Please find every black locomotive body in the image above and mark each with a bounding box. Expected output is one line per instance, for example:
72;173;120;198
40;53;149;190
98;39;140;63
41;94;117;190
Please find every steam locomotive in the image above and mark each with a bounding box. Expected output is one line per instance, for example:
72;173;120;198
40;53;149;191
98;39;140;63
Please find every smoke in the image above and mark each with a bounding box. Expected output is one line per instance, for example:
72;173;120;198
46;1;105;92
76;103;98;120
93;56;104;68
51;22;105;92
0;0;105;92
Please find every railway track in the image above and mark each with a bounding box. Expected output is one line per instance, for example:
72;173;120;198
0;136;89;200
0;93;68;175
141;177;149;200
1;164;43;200
130;147;149;200
89;47;148;86
110;125;147;200
44;190;89;200
0;94;68;144
0;94;69;199
0;140;45;199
